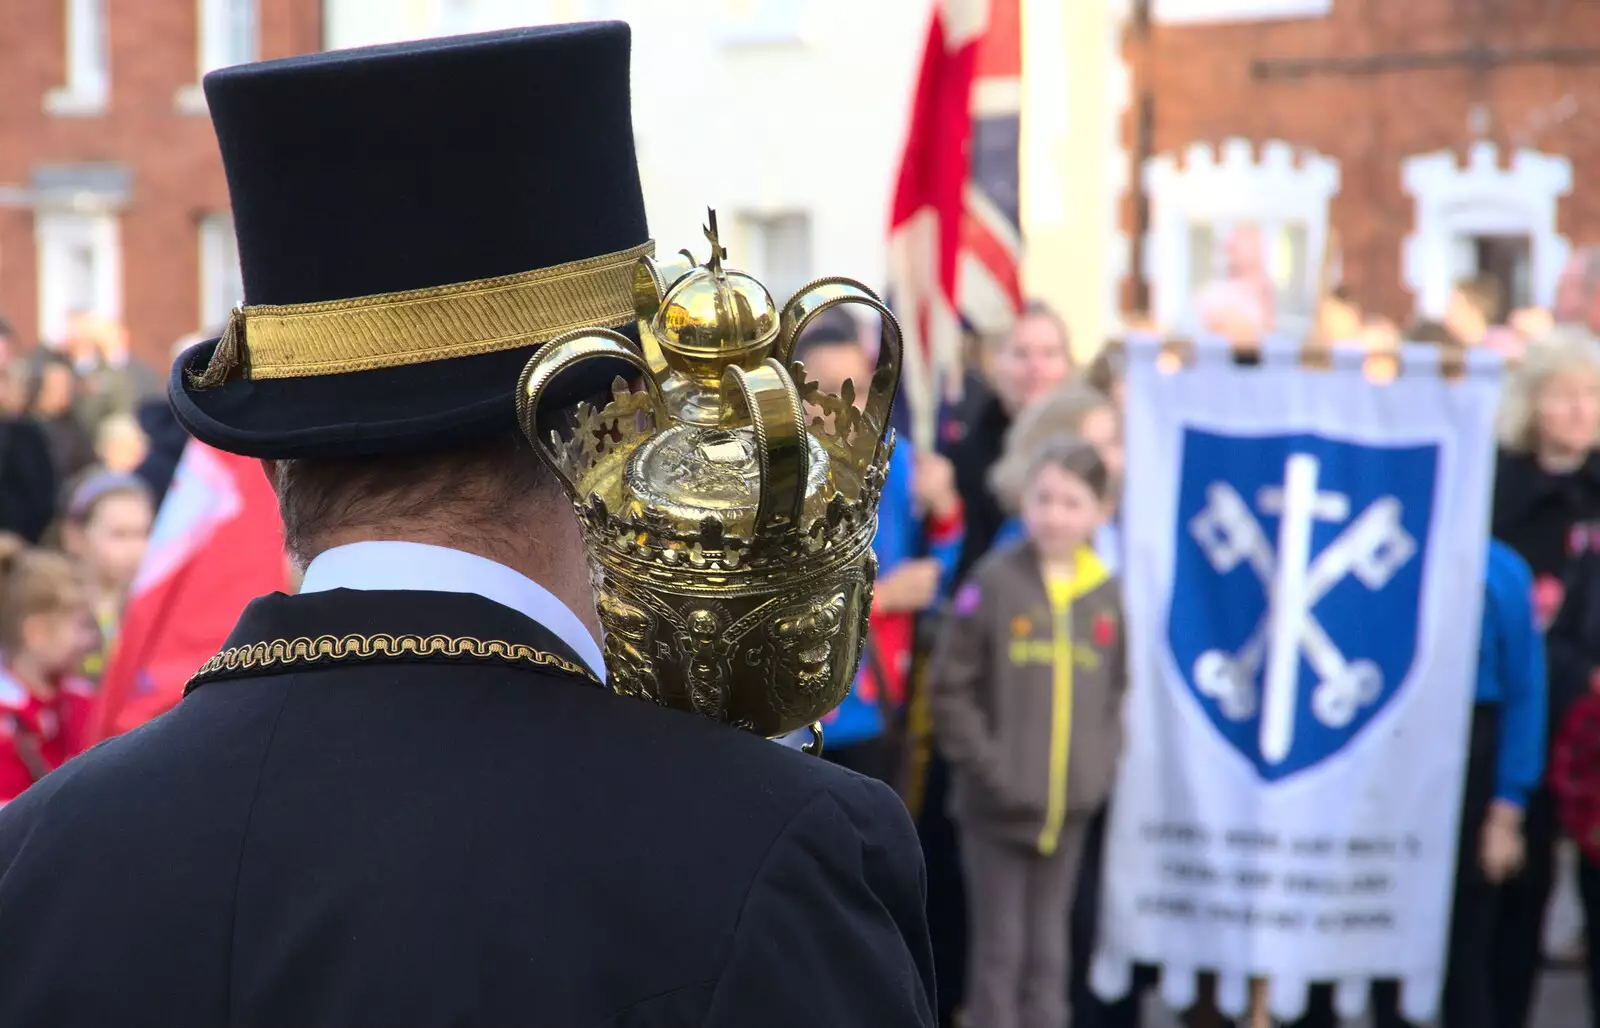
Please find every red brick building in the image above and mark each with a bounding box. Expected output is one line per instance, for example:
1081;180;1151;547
0;0;321;366
1121;0;1600;335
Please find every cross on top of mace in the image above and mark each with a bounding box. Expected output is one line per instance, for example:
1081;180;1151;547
703;208;728;276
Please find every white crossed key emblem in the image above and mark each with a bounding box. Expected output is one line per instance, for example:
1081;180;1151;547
1187;454;1417;765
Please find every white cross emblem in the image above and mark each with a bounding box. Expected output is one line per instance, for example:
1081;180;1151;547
1187;453;1417;765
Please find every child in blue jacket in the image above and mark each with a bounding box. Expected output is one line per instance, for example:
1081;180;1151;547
1477;539;1548;847
776;314;962;779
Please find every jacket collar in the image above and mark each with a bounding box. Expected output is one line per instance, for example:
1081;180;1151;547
186;588;601;695
1055;544;1112;599
1495;448;1600;524
1499;447;1600;489
298;541;604;682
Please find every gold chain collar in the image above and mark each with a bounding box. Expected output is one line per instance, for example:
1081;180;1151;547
184;632;602;696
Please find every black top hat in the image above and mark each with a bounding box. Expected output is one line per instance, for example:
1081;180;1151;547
171;23;650;459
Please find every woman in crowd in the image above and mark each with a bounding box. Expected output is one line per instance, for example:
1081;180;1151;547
0;360;57;544
932;435;1126;1028
26;353;94;481
0;360;25;415
1494;328;1600;591
56;471;154;685
1490;327;1600;1028
0;534;97;804
945;301;1078;582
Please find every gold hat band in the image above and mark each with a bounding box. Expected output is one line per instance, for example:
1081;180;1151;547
189;240;657;388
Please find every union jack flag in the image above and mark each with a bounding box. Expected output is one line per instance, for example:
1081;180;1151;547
887;0;1022;449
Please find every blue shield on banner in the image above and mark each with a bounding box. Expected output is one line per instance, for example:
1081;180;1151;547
1168;428;1440;781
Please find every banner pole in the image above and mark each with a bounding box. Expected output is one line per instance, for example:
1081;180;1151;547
1248;979;1271;1028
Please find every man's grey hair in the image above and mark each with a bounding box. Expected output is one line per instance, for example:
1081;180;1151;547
273;431;553;568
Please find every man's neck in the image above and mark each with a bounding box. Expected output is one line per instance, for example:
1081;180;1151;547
313;522;601;642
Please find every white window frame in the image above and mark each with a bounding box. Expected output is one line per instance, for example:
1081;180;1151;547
425;0;558;35
199;213;245;332
1401;141;1572;320
35;209;122;348
1153;0;1332;25
201;0;258;72
1106;17;1132;333
1143;139;1339;338
737;211;814;303
44;0;110;116
176;0;258;113
718;0;811;46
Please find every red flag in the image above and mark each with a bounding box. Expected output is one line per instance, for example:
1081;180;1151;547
87;441;288;742
887;0;1022;449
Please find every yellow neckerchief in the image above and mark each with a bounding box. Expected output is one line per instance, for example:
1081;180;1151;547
1038;544;1109;855
79;598;120;684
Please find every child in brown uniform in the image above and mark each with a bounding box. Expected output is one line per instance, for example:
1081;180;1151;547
931;436;1128;1028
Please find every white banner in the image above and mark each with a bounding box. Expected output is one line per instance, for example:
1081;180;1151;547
1091;337;1504;1022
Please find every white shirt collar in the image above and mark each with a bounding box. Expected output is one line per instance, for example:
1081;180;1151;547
298;541;606;683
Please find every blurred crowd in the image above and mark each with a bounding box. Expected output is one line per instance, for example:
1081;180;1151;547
0;311;202;796
0;311;195;542
779;235;1600;1028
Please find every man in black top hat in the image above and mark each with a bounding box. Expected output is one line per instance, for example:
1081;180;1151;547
0;23;935;1028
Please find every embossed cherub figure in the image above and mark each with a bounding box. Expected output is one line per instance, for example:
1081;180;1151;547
682;609;729;720
597;592;655;701
773;592;849;698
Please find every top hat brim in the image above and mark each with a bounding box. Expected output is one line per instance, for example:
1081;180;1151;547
170;336;639;460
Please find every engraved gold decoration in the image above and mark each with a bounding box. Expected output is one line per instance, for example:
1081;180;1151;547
184;633;600;694
517;209;902;740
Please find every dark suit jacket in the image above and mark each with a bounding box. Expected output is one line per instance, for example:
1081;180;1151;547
939;393;1011;586
0;589;935;1027
1492;448;1600;580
